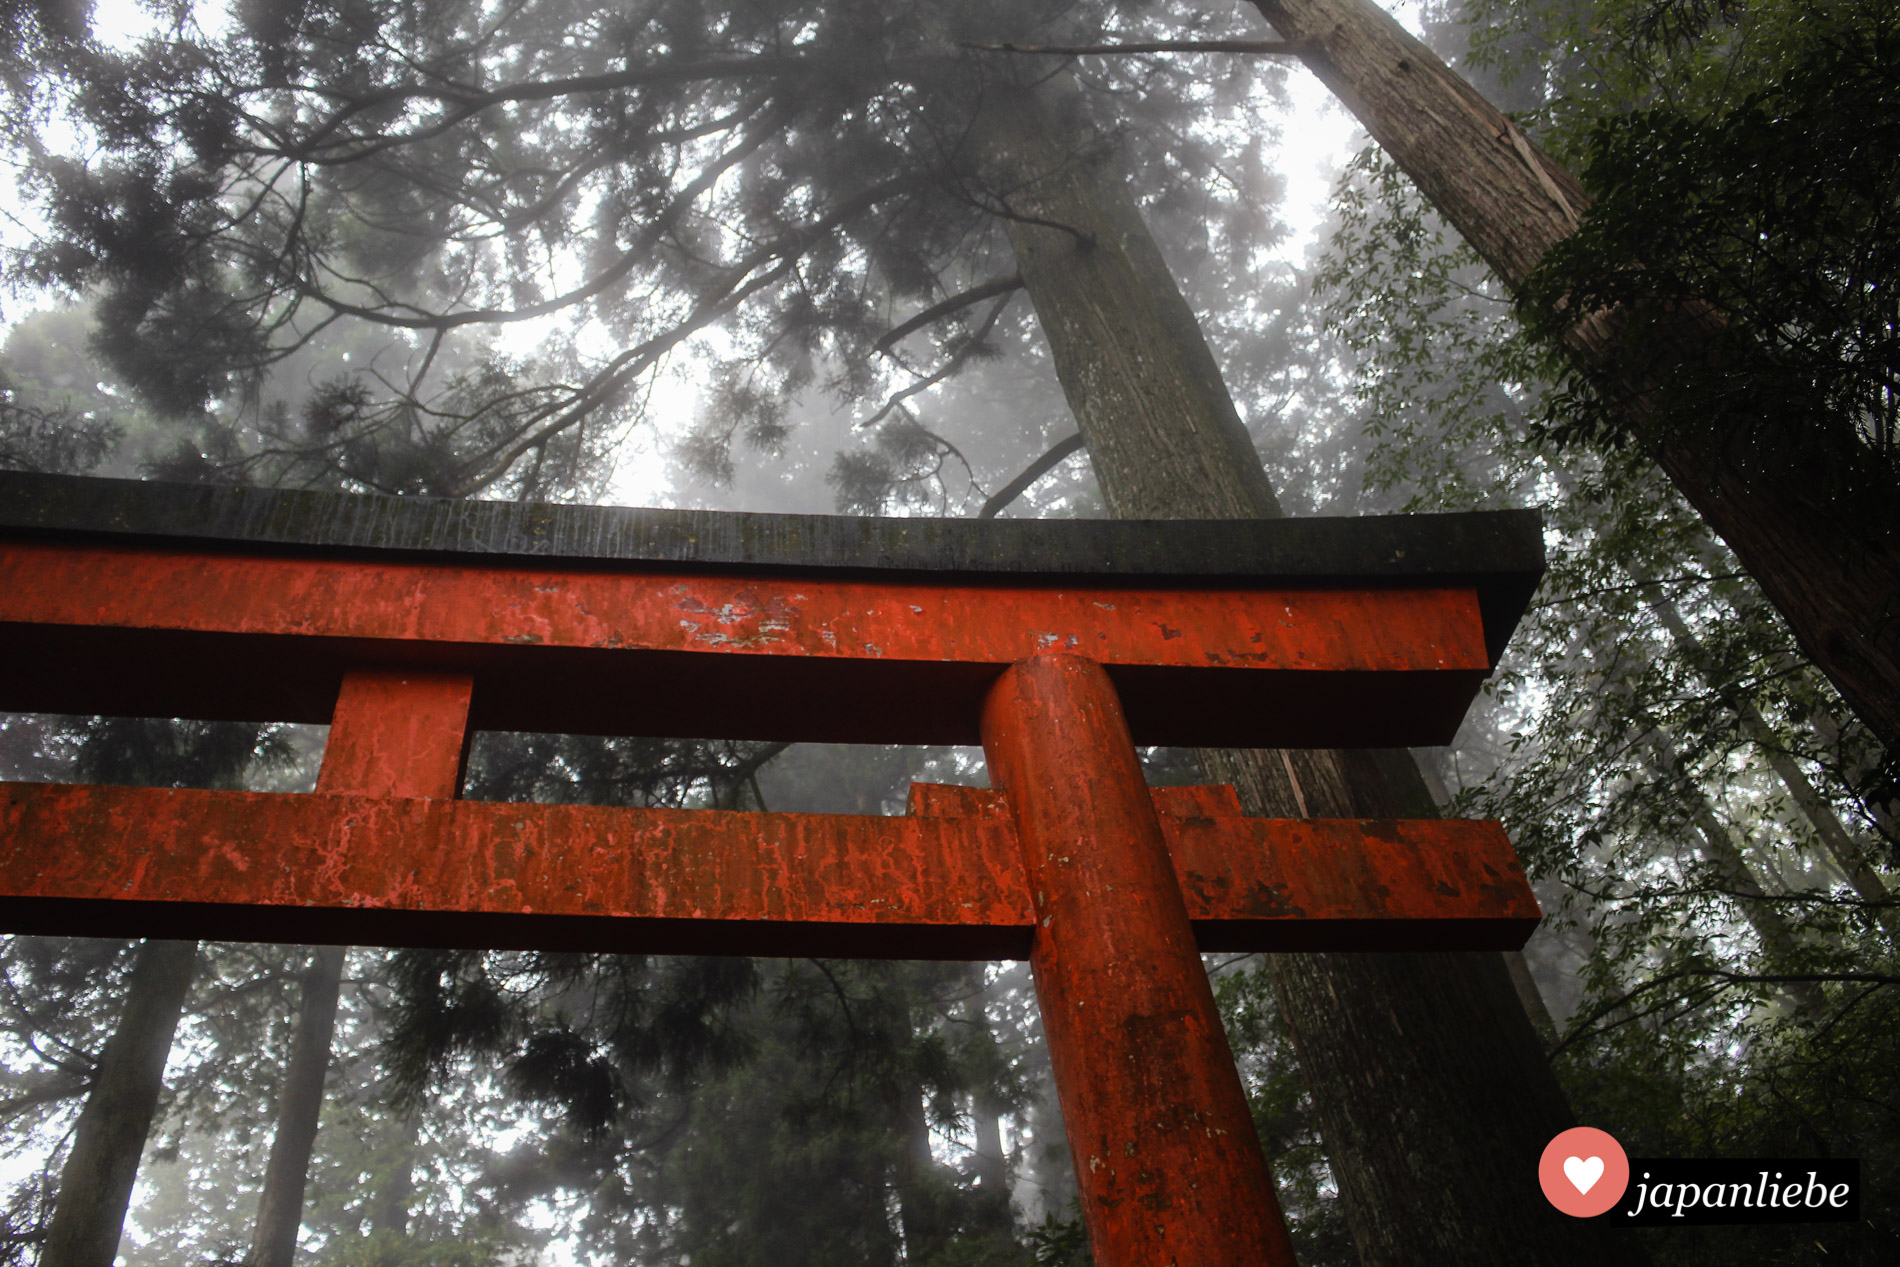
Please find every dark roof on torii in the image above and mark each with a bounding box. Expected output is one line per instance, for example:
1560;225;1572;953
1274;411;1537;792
0;471;1544;665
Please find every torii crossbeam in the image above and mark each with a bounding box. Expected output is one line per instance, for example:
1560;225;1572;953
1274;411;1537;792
0;472;1545;1267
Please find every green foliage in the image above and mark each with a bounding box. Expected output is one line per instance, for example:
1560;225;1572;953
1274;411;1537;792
0;308;126;475
1518;0;1900;500
1022;1205;1089;1266
0;937;132;1266
0;369;118;474
1311;4;1900;1261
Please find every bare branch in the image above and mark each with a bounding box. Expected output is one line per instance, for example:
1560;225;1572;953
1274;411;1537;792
448;174;923;495
304;103;788;333
858;290;1016;430
276;53;937;162
961;40;1311;58
716;742;792;810
978;431;1086;519
874;274;1023;355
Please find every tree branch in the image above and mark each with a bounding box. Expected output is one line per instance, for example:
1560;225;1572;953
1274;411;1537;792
1550;967;1900;1056
858;291;1016;430
716;741;792;810
978;432;1086;519
304;106;785;333
874;274;1023;355
448;174;924;495
962;40;1311;57
277;54;874;160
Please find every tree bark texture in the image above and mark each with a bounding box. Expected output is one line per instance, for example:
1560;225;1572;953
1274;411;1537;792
972;85;1281;522
248;945;346;1267
41;939;198;1267
1247;0;1900;763
979;79;1644;1264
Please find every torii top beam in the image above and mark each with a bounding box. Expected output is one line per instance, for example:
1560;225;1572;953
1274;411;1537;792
0;471;1540;748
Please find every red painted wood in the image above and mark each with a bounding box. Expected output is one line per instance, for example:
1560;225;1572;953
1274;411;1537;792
0;542;1487;673
0;541;1491;746
0;519;1546;1263
918;783;1543;952
980;654;1299;1267
0;781;1538;956
316;670;473;799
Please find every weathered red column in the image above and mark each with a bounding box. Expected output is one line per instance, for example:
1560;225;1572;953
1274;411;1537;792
980;654;1297;1266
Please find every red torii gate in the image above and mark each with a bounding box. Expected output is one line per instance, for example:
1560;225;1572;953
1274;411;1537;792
0;472;1544;1266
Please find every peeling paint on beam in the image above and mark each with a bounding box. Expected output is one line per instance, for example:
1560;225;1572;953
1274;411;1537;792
0;782;1539;956
0;542;1494;746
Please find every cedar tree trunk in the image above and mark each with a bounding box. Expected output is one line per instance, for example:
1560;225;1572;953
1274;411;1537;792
976;80;1644;1265
248;945;346;1267
1247;0;1900;763
41;939;198;1267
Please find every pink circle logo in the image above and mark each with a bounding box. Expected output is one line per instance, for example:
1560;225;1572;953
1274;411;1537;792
1539;1127;1630;1217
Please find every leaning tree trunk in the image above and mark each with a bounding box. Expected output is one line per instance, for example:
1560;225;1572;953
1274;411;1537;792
1246;0;1900;765
41;939;198;1267
248;945;347;1267
975;80;1643;1264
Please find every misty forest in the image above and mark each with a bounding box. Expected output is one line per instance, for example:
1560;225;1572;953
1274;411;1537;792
0;0;1896;1264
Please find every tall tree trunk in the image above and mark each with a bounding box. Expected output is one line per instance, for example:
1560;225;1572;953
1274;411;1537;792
41;939;198;1267
1245;0;1900;763
977;80;1642;1264
248;946;347;1267
971;1099;1007;1193
957;976;1016;1240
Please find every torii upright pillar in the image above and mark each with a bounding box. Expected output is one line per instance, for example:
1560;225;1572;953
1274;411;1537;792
0;472;1548;1267
986;655;1296;1261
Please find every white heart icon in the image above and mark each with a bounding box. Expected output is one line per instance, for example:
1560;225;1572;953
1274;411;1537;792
1563;1155;1605;1195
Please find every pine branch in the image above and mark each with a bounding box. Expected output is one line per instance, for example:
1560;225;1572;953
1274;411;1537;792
451;174;925;495
303;107;785;333
0;1075;90;1121
276;54;892;161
